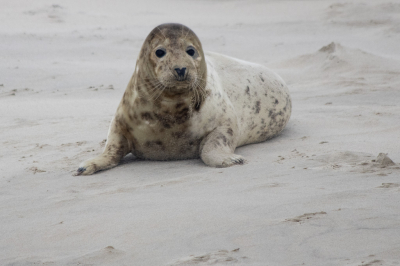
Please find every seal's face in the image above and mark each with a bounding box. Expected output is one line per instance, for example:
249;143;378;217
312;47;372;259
139;23;207;93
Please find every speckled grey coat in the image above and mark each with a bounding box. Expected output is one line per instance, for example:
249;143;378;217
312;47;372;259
76;23;291;175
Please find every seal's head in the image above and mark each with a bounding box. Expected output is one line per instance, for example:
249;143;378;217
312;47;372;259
137;23;207;94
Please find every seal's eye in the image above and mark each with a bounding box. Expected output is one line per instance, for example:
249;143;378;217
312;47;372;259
186;49;195;57
155;49;166;58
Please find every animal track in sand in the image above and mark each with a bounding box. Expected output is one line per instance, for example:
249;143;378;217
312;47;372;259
377;183;400;189
346;256;399;265
60;141;87;147
60;141;98;154
64;246;125;265
24;4;65;23
279;149;308;160
28;166;46;174
0;88;39;97
87;84;114;91
358;259;384;266
244;182;288;192
3;118;40;130
285;211;327;223
169;249;247;265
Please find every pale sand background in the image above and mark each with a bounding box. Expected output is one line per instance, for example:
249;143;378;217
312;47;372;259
1;0;400;265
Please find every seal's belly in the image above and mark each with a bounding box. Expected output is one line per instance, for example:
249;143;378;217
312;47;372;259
127;122;203;160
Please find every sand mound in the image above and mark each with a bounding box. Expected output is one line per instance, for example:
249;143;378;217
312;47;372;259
375;153;395;167
309;151;399;175
272;41;400;102
276;42;398;76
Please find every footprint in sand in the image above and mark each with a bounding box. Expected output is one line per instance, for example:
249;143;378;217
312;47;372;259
169;249;248;265
0;88;37;97
62;246;125;265
285;211;327;223
377;183;400;189
28;166;46;174
87;84;115;91
24;5;65;23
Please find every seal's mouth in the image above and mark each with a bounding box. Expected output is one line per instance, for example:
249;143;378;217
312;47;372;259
170;80;193;90
156;68;197;91
168;72;195;89
161;78;195;92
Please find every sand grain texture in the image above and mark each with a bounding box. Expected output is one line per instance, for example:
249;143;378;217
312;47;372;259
1;0;400;265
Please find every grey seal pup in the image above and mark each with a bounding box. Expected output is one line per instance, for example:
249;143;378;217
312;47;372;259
76;23;291;175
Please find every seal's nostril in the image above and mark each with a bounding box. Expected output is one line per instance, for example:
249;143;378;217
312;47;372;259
175;68;186;78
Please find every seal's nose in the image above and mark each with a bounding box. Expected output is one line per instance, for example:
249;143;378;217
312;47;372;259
175;67;186;78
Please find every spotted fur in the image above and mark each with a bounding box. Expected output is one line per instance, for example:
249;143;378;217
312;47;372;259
76;23;291;175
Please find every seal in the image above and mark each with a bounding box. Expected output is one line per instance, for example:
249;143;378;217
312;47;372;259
76;23;291;175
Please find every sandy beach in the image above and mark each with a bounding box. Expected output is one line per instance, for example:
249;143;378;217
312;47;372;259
1;0;400;265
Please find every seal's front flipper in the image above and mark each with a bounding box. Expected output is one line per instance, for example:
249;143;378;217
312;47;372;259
200;126;246;168
74;155;116;176
221;154;246;167
75;118;130;176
